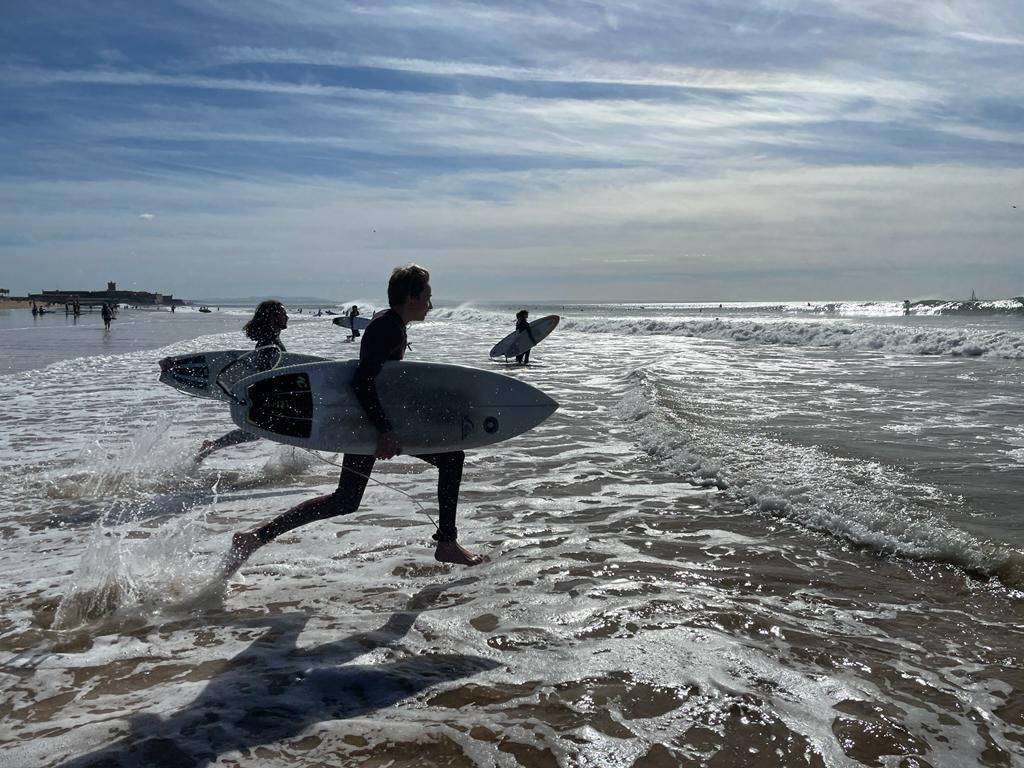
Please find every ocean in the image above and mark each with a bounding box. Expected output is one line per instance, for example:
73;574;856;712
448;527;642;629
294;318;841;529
1;300;1021;767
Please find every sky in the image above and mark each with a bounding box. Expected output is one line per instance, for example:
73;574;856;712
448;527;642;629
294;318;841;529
2;1;1022;302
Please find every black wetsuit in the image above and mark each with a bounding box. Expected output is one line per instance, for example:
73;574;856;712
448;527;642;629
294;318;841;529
203;333;285;453
348;306;360;338
250;332;285;368
252;308;465;544
515;317;535;364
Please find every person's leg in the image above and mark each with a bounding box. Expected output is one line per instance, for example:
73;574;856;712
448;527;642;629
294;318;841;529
196;429;259;461
223;453;376;575
523;349;530;365
413;451;481;566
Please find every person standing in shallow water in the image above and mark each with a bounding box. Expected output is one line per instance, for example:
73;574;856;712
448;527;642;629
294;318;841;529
101;303;113;330
514;309;536;365
346;304;361;342
223;264;483;575
196;300;288;462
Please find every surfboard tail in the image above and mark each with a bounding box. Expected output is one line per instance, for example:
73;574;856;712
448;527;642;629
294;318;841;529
243;372;315;438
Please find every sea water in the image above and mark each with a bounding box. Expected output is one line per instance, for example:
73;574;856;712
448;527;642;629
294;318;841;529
0;301;1021;767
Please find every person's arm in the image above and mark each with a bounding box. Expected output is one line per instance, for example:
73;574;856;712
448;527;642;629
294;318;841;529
352;322;402;457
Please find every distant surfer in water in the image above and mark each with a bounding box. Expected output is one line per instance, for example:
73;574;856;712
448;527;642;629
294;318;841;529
515;309;536;365
101;303;113;330
346;304;361;342
223;264;483;574
196;300;289;462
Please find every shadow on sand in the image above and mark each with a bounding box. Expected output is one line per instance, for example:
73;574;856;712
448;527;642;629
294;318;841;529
60;581;497;767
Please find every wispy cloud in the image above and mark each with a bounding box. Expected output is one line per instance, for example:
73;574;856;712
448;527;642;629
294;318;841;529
953;31;1024;47
1;0;1022;298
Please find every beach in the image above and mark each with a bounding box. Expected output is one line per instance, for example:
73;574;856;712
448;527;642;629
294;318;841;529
0;301;1021;767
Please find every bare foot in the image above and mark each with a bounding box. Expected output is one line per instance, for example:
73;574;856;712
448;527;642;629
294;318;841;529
195;440;214;462
434;540;484;566
219;531;262;579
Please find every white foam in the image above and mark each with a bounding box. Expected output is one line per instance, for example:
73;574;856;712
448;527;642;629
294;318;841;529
562;315;1024;358
616;369;1024;587
2;297;1021;768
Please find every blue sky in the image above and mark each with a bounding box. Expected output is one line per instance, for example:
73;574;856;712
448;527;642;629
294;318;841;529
2;0;1022;301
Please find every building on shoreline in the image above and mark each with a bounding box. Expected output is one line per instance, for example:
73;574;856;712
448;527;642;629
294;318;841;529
28;282;187;309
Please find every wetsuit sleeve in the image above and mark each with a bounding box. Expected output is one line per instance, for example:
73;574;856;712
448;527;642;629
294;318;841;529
352;322;401;432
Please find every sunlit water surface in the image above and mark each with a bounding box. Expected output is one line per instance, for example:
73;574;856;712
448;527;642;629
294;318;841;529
1;302;1021;767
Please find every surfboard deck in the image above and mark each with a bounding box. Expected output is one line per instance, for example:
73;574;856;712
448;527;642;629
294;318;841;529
332;315;372;330
229;360;558;454
159;349;325;402
489;315;560;359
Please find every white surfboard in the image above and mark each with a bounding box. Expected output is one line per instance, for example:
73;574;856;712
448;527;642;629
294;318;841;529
228;360;558;454
489;315;560;359
159;349;325;402
332;315;372;330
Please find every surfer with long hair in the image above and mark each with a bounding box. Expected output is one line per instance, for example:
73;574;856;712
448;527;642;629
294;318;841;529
196;300;289;461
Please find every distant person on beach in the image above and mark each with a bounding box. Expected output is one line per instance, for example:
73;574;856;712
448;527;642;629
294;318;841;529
346;304;361;342
101;303;113;330
515;309;536;365
903;299;911;316
196;300;289;462
221;264;483;577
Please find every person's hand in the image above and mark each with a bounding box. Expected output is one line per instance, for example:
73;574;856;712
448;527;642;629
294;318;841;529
375;431;401;459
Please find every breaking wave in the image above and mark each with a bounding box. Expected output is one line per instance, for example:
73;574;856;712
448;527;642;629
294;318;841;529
616;369;1024;590
563;316;1024;358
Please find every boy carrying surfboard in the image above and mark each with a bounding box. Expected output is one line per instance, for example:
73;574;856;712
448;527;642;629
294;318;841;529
221;264;483;576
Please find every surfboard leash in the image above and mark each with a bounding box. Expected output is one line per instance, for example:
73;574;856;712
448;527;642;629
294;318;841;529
300;448;440;531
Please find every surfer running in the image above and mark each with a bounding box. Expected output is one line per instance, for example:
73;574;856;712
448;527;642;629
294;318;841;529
196;300;289;461
515;309;536;365
223;264;483;574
